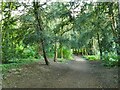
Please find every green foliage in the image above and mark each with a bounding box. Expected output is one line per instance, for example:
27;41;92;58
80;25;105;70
2;59;40;73
84;55;100;61
22;46;39;59
84;53;118;67
57;58;67;63
63;47;73;60
1;1;119;67
102;53;118;67
57;58;73;63
57;46;73;60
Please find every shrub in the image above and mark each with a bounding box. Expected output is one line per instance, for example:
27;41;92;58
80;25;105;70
84;55;100;61
58;46;73;60
102;52;118;67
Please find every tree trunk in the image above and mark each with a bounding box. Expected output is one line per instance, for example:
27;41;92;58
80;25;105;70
108;2;120;65
84;48;86;55
82;48;84;55
90;38;93;55
54;39;57;62
33;2;49;65
118;0;120;65
97;33;102;60
59;42;63;58
0;20;2;64
41;40;49;65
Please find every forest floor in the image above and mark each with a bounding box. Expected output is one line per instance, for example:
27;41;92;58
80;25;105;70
2;56;118;88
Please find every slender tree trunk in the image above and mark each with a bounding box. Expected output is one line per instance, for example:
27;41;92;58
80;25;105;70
33;2;49;65
72;48;75;54
41;40;49;65
78;49;80;55
0;40;1;64
97;33;102;60
54;38;57;62
78;49;79;55
90;38;93;55
118;0;120;65
118;1;120;87
54;42;57;62
82;48;84;55
76;49;78;55
75;48;77;55
59;42;63;58
73;49;75;54
108;2;120;64
84;48;86;55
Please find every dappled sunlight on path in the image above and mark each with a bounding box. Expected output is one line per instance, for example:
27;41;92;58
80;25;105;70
74;56;86;62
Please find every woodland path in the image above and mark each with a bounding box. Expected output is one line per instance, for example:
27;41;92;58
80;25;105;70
2;56;118;88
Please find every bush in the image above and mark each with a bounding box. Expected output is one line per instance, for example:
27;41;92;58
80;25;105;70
58;46;73;60
102;52;118;67
63;47;73;60
84;55;100;61
22;46;40;59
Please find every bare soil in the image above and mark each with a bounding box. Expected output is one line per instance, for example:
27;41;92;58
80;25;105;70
2;56;118;88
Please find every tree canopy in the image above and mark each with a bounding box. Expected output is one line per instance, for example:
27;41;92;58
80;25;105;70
1;1;120;66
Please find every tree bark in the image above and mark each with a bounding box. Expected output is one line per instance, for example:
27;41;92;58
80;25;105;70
54;36;57;62
54;34;57;62
97;33;102;60
108;2;120;65
82;48;84;55
0;42;1;64
59;42;63;58
118;0;120;65
33;2;49;65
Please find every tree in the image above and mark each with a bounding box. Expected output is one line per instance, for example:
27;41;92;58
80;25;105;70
33;1;49;65
0;2;2;64
1;2;20;63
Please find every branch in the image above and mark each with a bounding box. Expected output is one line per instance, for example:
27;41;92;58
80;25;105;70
61;26;73;35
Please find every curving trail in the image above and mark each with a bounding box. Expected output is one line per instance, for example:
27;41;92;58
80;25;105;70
2;56;118;88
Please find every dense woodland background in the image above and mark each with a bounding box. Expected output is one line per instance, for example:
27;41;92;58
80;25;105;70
0;1;120;67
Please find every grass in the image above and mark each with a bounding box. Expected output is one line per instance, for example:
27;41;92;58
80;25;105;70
83;54;118;67
83;55;100;61
57;56;74;63
1;59;40;73
1;57;73;73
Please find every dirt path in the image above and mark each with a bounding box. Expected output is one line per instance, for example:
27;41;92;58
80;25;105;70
2;56;118;88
